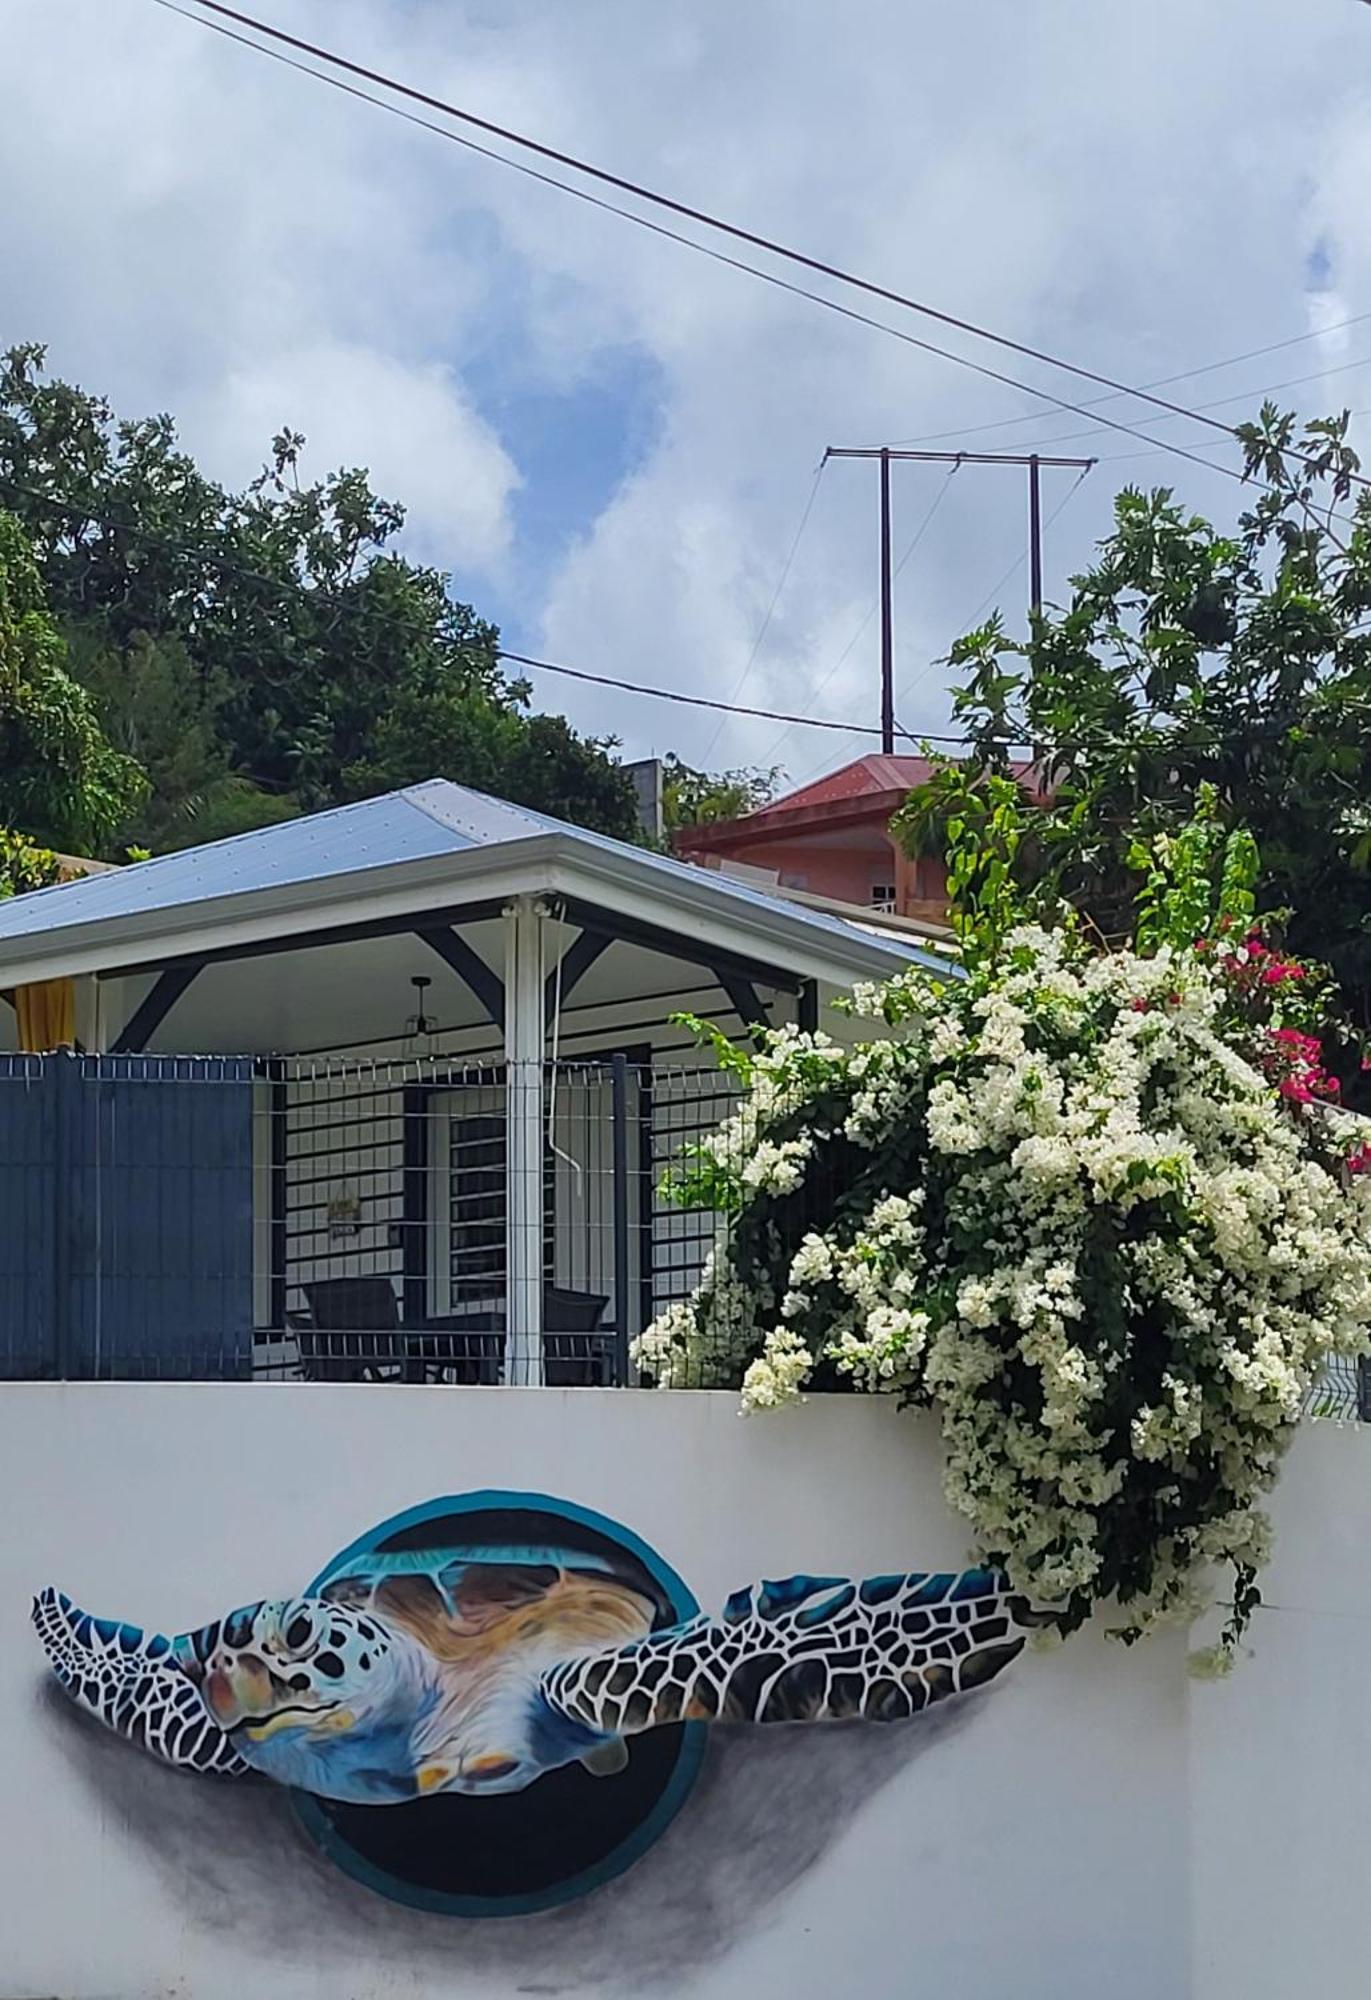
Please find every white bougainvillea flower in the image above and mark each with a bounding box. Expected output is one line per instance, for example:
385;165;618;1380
634;926;1371;1656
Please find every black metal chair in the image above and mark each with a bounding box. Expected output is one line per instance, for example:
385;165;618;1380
402;1287;612;1385
401;1313;505;1386
296;1277;403;1382
294;1279;614;1386
543;1287;612;1386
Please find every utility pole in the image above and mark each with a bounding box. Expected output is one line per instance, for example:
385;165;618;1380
878;448;894;757
824;445;1096;751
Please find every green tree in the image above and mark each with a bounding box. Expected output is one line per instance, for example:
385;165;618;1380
0;827;60;899
896;404;1371;1073
0;509;146;852
357;668;639;832
65;625;297;851
661;753;780;830
0;345;639;842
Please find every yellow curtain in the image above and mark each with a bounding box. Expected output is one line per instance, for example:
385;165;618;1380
15;979;76;1052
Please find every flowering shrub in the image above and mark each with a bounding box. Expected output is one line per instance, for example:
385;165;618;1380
635;803;1371;1658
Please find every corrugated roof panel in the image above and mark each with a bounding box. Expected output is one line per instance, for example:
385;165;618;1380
0;776;955;976
757;754;1039;819
760;756;934;815
502;808;945;970
400;779;550;846
0;789;472;942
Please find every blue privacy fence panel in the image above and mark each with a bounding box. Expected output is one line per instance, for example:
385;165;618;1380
0;1054;255;1380
0;1058;58;1375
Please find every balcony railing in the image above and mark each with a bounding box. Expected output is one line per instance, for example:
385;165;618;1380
2;1051;1366;1411
0;1051;737;1385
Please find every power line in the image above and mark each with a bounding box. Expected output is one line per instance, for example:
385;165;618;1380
0;466;1247;763
0;466;974;745
764;465;964;779
152;0;1370;496
496;649;969;742
698;456;828;764
154;3;1328;458
822;446;1095;752
893;464;1096;723
1089;404;1371;468
883;310;1371;451
898;349;1371;461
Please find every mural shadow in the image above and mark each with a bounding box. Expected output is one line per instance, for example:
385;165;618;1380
36;1673;984;1988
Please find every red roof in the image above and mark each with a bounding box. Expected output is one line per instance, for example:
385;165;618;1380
757;755;939;818
673;753;1045;860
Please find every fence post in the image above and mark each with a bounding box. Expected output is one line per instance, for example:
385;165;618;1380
50;1051;85;1379
612;1053;630;1387
504;897;546;1385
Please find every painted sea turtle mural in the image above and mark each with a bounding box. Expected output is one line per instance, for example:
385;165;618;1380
32;1491;1035;1913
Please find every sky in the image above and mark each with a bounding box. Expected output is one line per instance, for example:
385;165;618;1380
3;0;1371;793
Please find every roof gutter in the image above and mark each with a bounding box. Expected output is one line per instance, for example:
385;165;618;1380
0;832;949;991
675;788;916;851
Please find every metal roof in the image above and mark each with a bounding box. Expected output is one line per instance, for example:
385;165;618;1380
0;779;958;983
0;787;477;939
757;753;1040;819
763;755;941;814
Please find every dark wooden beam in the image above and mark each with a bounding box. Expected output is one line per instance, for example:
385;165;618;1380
111;962;203;1053
98;888;811;1010
417;926;504;1030
799;980;819;1033
545;928;613;1028
103;897;509;982
559;895;802;996
716;971;770;1031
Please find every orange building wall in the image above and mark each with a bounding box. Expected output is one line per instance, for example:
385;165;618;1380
717;825;948;918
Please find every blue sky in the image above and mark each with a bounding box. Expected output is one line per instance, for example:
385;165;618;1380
465;341;666;646
3;0;1371;787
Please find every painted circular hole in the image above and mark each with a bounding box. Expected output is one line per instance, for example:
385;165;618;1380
293;1490;704;1916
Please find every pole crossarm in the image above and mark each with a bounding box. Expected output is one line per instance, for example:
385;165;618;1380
824;447;1097;468
824;444;1098;742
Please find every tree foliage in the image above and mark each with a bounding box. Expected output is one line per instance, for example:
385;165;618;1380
0;509;146;852
0;826;60;900
661;753;780;830
894;406;1371;1076
0;344;640;849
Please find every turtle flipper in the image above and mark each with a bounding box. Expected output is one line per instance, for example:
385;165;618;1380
541;1567;1040;1740
32;1587;250;1778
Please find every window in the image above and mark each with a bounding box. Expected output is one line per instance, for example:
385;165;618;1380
870;882;897;911
449;1115;505;1302
448;1113;555;1304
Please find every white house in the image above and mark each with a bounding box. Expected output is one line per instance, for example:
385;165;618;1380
0;779;954;1387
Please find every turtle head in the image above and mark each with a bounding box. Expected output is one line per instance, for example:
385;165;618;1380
179;1597;432;1800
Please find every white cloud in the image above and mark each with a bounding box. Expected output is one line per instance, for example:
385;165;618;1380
4;0;1371;779
186;342;519;576
0;0;517;577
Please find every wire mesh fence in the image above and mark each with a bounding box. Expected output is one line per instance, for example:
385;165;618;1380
0;1050;739;1386
1303;1354;1368;1423
5;1048;1371;1411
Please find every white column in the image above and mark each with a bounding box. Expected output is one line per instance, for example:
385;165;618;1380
504;895;545;1385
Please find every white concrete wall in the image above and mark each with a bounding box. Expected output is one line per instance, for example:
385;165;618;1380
1188;1422;1371;2000
0;1387;1357;2000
